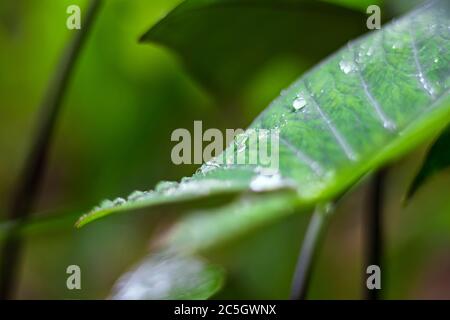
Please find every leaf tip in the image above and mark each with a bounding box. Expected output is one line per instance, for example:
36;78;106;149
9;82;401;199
138;32;148;44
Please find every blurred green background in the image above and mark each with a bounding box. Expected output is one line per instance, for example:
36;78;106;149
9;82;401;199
0;0;449;299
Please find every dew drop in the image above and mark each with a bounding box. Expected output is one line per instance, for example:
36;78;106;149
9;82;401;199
249;168;295;192
382;120;397;131
339;60;356;74
113;197;126;206
180;177;192;184
250;173;283;192
127;190;148;201
155;181;178;192
292;95;307;111
205;158;222;168
100;199;114;209
434;58;439;63
198;164;215;175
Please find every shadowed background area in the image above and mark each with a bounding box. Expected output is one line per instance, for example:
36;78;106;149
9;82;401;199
0;0;449;299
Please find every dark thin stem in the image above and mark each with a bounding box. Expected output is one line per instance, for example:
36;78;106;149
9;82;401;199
0;0;102;299
365;169;385;300
290;205;330;300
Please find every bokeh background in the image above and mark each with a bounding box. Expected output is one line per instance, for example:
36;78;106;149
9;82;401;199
0;0;449;299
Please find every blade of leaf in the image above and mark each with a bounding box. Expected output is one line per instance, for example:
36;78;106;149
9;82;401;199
78;0;450;228
140;0;370;100
110;251;224;300
407;124;450;199
165;191;303;253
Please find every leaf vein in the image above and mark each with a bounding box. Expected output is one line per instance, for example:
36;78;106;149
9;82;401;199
409;28;436;97
350;43;397;131
279;136;325;177
304;80;358;161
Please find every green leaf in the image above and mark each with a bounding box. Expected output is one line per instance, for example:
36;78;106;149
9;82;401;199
140;0;371;100
111;252;224;300
78;0;450;229
0;211;80;242
407;125;450;199
166;191;303;252
322;0;383;12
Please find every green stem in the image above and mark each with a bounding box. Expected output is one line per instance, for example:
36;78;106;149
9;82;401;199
0;0;102;299
290;204;331;300
365;169;385;300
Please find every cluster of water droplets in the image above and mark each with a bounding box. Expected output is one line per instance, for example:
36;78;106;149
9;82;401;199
356;42;375;65
196;160;220;176
339;60;357;74
89;189;156;214
160;177;235;197
127;190;153;201
339;41;378;75
200;128;283;169
88;175;239;215
249;167;296;192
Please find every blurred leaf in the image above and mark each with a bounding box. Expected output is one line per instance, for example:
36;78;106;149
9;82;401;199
386;0;427;16
322;0;383;11
0;211;79;242
140;0;370;100
407;125;450;199
111;251;224;300
78;0;450;229
167;191;302;252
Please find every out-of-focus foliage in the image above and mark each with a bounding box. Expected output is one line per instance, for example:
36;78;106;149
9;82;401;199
80;0;450;299
141;0;370;101
79;0;450;235
0;0;449;299
111;252;224;300
407;125;450;199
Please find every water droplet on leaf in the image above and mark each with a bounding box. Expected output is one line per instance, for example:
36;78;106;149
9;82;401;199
292;95;307;111
156;181;178;192
113;197;126;206
100;199;114;209
339;60;356;74
127;190;148;201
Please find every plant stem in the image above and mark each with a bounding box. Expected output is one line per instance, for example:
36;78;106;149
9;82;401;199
290;205;331;300
365;169;385;300
0;0;102;299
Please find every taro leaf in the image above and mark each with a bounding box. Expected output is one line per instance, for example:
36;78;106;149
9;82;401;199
111;252;224;300
165;191;304;253
77;0;450;228
407;124;450;199
140;0;371;100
